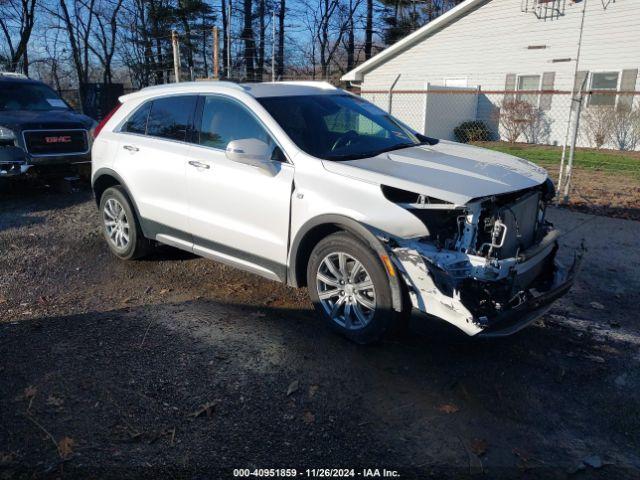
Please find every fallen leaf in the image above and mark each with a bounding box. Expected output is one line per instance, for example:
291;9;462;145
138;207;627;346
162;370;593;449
57;437;75;459
470;438;488;456
24;386;37;399
46;395;64;407
590;301;605;310
286;380;299;396
189;400;218;418
437;403;459;414
159;289;170;295
303;411;315;424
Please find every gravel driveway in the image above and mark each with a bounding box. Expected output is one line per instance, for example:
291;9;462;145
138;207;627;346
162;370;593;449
1;182;639;479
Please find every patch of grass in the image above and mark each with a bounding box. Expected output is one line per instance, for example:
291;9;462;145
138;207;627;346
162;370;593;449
473;142;640;178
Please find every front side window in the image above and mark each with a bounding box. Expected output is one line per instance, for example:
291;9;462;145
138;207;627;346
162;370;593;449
199;96;275;151
0;82;70;112
589;72;619;107
121;102;151;135
146;95;197;141
258;94;426;161
516;75;541;106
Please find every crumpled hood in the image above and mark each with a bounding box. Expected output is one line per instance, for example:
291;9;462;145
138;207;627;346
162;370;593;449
321;140;548;206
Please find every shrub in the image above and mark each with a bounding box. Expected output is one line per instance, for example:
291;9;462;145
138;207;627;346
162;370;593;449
494;99;537;143
610;105;640;151
581;106;614;149
453;121;491;143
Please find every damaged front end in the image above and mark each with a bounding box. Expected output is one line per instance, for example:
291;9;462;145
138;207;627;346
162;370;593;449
380;181;582;337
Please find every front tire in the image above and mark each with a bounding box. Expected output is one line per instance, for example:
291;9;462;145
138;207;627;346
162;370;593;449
307;232;398;344
99;186;150;260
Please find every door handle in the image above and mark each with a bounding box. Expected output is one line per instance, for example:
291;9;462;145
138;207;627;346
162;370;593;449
123;145;139;152
188;160;210;169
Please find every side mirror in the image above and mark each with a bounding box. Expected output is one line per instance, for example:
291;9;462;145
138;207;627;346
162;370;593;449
225;138;277;176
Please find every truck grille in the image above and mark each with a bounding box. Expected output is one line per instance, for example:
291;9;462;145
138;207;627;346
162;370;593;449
23;130;88;156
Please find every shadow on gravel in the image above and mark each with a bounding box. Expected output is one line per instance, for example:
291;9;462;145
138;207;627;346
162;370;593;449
1;299;639;478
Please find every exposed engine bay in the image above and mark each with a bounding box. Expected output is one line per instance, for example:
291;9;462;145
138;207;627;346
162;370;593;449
379;180;581;336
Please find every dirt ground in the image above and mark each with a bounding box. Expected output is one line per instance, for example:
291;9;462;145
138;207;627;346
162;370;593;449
1;181;639;479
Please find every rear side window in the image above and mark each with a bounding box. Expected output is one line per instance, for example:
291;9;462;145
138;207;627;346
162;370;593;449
121;102;151;135
147;95;197;142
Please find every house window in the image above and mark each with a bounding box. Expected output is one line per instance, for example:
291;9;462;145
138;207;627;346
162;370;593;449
517;75;540;106
589;72;619;107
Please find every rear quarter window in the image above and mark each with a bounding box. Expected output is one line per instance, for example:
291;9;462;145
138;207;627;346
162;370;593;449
121;102;151;135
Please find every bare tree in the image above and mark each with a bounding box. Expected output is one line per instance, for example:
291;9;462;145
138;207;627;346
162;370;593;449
88;0;124;84
50;0;98;107
304;0;358;79
0;0;37;74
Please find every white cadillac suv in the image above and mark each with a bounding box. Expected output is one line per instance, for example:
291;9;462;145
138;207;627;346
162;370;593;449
91;81;580;344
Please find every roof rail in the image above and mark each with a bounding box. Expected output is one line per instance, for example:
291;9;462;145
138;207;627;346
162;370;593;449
0;72;29;79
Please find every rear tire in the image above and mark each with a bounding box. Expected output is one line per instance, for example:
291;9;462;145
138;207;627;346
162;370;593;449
306;231;400;344
99;186;151;260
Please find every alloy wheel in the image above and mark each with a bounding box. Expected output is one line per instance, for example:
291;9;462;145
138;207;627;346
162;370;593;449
103;198;130;250
316;252;376;330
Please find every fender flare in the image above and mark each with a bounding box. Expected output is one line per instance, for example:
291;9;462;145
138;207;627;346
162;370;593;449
288;214;404;313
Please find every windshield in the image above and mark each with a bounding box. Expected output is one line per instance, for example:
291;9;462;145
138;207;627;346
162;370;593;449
258;94;428;161
0;82;70;112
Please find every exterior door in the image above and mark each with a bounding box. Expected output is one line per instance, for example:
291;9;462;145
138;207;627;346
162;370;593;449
186;95;294;279
114;95;198;234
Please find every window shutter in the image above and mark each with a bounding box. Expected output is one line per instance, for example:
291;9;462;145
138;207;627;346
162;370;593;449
504;73;516;102
618;69;638;110
539;71;555;111
572;70;588;110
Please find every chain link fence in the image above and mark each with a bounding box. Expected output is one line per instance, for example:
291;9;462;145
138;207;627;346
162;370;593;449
362;88;640;220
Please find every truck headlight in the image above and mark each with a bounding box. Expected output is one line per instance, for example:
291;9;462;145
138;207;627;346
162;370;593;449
0;126;16;143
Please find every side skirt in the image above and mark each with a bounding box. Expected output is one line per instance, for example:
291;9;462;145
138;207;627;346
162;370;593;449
142;218;287;283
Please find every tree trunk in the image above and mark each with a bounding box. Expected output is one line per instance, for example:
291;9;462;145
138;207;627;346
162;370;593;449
346;0;355;70
256;0;265;81
221;0;228;78
364;0;373;59
276;0;285;79
242;0;255;81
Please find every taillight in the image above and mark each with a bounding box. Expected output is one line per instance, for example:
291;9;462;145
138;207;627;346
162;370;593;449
93;102;122;139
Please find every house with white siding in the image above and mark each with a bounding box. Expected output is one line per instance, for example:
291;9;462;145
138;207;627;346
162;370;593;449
341;0;640;147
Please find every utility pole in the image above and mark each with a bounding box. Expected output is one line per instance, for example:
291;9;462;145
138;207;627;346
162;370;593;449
227;0;232;80
213;26;219;79
558;0;588;200
171;30;181;83
271;11;276;82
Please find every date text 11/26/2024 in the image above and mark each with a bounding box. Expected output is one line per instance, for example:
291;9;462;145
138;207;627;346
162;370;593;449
232;468;401;478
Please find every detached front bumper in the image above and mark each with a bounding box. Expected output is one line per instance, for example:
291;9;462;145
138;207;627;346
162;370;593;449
391;234;582;337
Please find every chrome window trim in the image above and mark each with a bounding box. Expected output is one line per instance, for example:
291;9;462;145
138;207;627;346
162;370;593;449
115;92;293;165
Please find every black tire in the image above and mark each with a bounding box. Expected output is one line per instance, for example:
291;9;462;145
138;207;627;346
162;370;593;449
306;231;401;344
99;186;151;260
